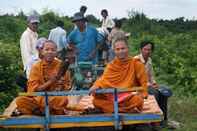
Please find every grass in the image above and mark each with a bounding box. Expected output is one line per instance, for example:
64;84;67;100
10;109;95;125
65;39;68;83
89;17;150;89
162;95;197;131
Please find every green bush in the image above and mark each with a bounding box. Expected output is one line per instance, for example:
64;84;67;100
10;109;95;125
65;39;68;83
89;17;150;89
0;42;21;112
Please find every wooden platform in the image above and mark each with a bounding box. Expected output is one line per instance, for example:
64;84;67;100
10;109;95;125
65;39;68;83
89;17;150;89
0;95;163;129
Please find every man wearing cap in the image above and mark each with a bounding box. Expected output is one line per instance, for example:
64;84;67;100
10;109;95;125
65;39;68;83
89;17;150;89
20;15;40;78
67;12;103;64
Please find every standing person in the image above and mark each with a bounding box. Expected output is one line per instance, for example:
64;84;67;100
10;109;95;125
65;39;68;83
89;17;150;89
16;40;71;115
67;12;103;64
79;5;87;16
134;41;172;126
107;20;125;62
48;20;67;60
107;19;131;62
89;32;148;113
17;37;47;91
26;37;47;75
20;15;40;78
101;9;115;35
108;20;123;42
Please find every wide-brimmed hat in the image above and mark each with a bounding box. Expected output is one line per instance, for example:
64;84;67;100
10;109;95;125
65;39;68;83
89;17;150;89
72;12;86;22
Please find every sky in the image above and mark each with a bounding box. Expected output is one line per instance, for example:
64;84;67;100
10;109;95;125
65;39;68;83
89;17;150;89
0;0;197;20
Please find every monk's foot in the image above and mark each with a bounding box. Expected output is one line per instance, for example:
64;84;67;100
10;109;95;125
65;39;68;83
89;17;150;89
81;108;103;115
12;109;22;116
32;108;43;116
63;109;69;115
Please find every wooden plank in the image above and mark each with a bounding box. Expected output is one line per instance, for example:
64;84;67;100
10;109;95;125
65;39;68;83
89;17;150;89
2;98;17;117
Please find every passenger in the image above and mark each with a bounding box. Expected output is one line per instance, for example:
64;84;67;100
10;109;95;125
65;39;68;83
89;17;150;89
134;41;172;125
101;9;115;35
108;19;124;43
20;14;40;78
16;40;70;115
67;12;103;64
48;20;67;60
89;32;148;113
107;19;130;62
17;37;47;91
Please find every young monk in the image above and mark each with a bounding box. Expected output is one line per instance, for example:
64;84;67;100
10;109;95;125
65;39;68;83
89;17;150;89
89;32;148;113
16;40;70;115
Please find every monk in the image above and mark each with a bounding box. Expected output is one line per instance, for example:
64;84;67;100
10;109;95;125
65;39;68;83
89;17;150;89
89;32;148;113
16;40;71;115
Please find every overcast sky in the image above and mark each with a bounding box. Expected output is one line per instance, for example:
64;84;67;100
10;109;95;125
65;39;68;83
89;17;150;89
0;0;196;20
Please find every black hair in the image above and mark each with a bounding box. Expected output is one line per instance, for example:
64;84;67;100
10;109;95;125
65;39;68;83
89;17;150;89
101;9;108;16
57;20;64;28
140;41;155;51
43;40;57;49
114;19;122;28
80;5;87;13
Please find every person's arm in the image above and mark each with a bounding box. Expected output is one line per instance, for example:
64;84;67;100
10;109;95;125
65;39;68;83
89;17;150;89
147;60;158;88
28;63;58;92
35;76;58;91
134;60;148;98
20;32;34;71
66;31;76;50
87;29;105;60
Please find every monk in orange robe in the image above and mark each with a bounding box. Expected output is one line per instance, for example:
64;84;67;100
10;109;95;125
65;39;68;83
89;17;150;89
89;32;148;113
16;40;70;115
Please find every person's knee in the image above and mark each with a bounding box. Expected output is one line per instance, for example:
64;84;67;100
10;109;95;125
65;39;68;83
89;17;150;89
132;95;144;108
148;87;159;95
158;85;173;97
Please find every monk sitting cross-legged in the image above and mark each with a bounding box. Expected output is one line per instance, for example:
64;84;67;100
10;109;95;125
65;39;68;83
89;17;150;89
16;40;71;115
89;32;148;113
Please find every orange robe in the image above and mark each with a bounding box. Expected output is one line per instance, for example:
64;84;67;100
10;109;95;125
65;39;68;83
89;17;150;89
93;57;148;113
16;58;71;115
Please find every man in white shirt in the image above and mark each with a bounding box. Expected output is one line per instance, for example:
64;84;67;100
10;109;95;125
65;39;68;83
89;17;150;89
48;20;67;60
134;41;173;127
101;9;115;35
20;15;39;78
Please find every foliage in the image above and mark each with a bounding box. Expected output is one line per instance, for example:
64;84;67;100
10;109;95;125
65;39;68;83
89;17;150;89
0;11;196;130
0;15;26;43
0;42;21;112
86;14;100;27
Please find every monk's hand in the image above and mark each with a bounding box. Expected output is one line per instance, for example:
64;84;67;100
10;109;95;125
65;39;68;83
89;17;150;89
89;86;99;95
49;75;59;84
55;78;65;91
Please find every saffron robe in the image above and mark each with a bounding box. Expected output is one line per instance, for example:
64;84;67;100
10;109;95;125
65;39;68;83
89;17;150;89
16;59;71;115
93;57;148;113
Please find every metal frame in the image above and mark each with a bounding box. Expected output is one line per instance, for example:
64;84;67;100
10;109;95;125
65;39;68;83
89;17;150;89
0;89;163;130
